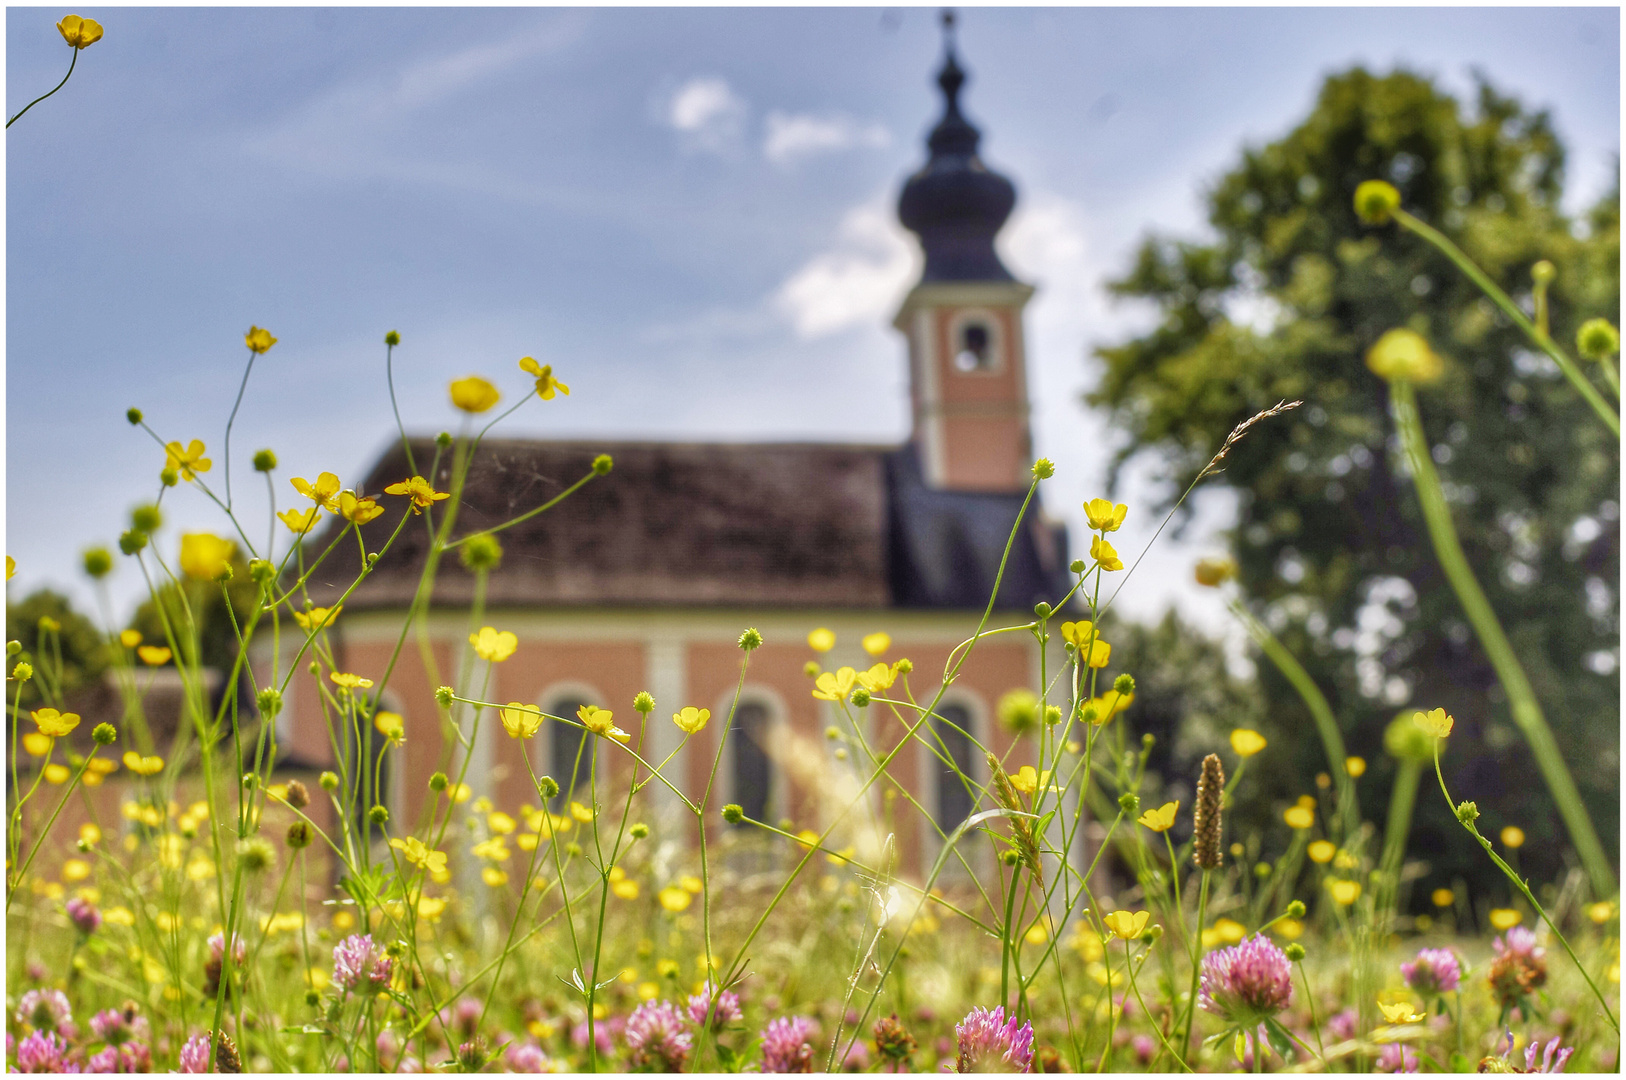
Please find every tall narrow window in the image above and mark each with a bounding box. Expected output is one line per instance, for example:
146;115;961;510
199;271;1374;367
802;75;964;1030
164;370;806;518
933;703;978;829
549;697;590;811
953;321;994;372
730;702;773;825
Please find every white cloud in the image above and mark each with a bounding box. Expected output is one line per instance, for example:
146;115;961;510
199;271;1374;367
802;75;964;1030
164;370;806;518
762;111;890;166
667;76;747;151
772;200;917;339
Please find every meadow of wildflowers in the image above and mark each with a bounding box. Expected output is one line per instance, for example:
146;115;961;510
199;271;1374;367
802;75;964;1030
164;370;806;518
6;17;1622;1078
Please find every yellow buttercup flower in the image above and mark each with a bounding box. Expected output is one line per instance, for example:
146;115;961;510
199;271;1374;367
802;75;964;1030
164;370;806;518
570;800;596;824
390;836;448;877
1297;794;1316;809
672;707;709;735
374;711;405;744
1137;801;1178;832
277;508;321;534
1103;910;1150;940
118;629;141;649
291;605;341;632
813;667;857;702
244;326;277;353
1213;918;1246;944
57;15;103;48
136;645;171;667
1229;729;1267;757
1378;1000;1423;1025
577;705;629;743
329;671;374;690
501;703;541;740
1432;888;1455;908
1413;708;1453;739
1328;879;1361;906
1345;756;1367;778
1273;918;1304;941
1082;690;1132;725
1366;328;1444;385
44;764;70;784
519;357;570;400
32;708;80;737
1307;840;1336;864
469;626;519;663
164;440;212;481
855;662;899;693
449;376;500;413
1059;622;1111;668
482;867;509;888
612;879;639;900
658;886;692;913
1194;556;1238;587
290;472;341;511
384;475;451;513
1009;766;1039;796
1499;826;1525;849
1283;805;1314;830
5;556;12;579
861;632;891;657
1489;908;1522;931
807;627;836;653
1083;499;1128;534
472;837;511;862
338;491;384;525
22;733;52;756
122;752;163;776
1090;535;1123;572
179;533;235;581
1587;902;1614;925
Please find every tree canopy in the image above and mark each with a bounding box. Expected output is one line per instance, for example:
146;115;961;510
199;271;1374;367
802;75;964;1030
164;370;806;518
1092;67;1619;905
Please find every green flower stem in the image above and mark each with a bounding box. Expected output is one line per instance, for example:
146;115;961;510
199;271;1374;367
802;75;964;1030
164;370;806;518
1393;208;1619;437
1229;599;1357;841
1376;757;1425;915
6;46;78;129
1392;378;1613;897
1177;869;1212;1067
1123;937;1194;1072
1296;960;1324;1057
1598;356;1620;398
1430;741;1618;1031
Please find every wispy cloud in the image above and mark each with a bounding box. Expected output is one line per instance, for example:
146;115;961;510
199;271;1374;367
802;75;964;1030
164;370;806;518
666;76;748;152
244;14;585;189
763;111;890;166
772;198;916;339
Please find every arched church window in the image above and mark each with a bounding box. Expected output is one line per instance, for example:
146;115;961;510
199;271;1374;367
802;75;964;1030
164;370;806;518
548;696;591;811
730;701;774;825
953;321;995;372
933;703;979;828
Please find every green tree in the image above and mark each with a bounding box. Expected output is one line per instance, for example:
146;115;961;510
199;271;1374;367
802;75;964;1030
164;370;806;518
5;589;109;708
1092;68;1618;904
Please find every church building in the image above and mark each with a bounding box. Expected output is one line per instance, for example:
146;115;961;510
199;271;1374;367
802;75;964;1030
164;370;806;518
283;30;1074;881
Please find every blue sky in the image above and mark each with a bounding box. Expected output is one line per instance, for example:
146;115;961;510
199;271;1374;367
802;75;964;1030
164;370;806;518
6;6;1619;635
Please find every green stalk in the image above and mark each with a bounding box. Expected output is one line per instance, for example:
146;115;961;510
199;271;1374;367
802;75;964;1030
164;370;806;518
1393;208;1619;437
1391;378;1612;896
1177;870;1211;1067
1430;741;1617;1030
1229;600;1356;841
1376;757;1424;916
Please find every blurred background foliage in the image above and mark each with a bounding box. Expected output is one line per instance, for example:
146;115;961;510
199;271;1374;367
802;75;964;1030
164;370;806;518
1092;66;1619;907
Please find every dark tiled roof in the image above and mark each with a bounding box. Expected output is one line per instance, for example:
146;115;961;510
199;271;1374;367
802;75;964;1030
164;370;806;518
304;438;1069;612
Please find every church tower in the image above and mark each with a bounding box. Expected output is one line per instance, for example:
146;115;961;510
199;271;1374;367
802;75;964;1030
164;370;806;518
895;14;1034;493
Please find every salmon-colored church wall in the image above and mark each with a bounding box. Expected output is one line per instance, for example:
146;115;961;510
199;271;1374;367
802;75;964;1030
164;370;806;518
488;641;646;811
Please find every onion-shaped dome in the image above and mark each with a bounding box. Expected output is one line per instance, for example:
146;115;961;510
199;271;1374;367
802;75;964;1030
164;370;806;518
897;37;1017;283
